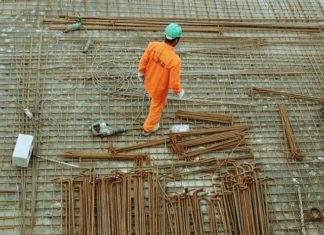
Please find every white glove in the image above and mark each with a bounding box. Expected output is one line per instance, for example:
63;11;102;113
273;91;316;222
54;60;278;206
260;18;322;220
137;72;145;82
178;89;185;99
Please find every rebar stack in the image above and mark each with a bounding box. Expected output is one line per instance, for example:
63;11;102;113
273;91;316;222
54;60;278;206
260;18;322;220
110;125;251;154
59;162;268;235
169;129;248;160
220;162;269;235
278;104;304;161
61;169;166;235
250;87;324;104
167;189;206;234
175;110;234;125
96;170;153;235
42;16;324;33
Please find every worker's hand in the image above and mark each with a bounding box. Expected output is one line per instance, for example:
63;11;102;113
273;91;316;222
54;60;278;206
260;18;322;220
178;89;185;99
137;72;145;82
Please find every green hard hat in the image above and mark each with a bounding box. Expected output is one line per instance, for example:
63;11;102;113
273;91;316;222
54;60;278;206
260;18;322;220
164;23;182;40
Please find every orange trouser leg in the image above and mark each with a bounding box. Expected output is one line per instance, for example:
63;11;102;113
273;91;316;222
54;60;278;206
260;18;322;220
143;96;167;132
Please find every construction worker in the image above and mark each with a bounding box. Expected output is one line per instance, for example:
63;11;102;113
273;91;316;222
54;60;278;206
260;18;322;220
138;23;184;136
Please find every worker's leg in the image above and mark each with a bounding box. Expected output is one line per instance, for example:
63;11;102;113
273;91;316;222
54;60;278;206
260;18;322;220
143;96;167;132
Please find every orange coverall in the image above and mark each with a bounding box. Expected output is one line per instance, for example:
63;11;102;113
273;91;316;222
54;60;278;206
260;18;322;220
138;41;182;132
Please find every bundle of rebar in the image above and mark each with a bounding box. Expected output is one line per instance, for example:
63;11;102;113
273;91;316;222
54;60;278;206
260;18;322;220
167;189;206;234
250;86;324;104
278;104;304;161
61;151;150;166
167;164;269;235
169;129;248;160
61;169;97;235
80;170;96;235
43;16;221;33
220;162;269;235
109;125;251;154
96;170;154;235
175;110;234;125
61;169;166;235
43;16;323;33
59;161;268;235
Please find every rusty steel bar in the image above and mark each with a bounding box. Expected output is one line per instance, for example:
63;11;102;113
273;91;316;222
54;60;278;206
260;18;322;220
61;151;150;160
278;103;304;161
43;16;323;33
110;125;252;153
250;86;324;104
175;110;234;125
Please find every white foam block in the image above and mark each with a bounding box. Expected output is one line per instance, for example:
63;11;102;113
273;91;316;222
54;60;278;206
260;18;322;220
12;134;34;167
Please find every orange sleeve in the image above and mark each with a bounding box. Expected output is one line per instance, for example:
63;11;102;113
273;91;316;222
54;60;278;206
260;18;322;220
169;61;182;94
138;43;152;73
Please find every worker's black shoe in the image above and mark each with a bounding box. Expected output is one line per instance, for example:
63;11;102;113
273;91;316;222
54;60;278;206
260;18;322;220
142;123;160;136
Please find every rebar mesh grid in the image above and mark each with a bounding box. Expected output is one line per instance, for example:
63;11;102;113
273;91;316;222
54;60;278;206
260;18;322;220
0;0;324;20
0;0;323;234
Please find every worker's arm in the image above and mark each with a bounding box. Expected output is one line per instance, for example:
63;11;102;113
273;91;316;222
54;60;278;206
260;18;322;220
138;43;152;74
169;62;182;95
